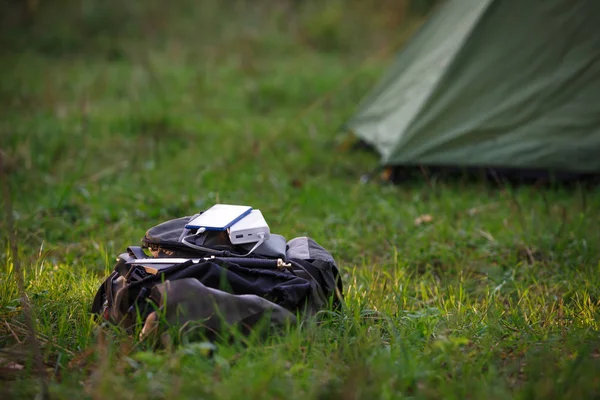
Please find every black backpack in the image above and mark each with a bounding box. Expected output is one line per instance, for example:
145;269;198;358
91;214;344;343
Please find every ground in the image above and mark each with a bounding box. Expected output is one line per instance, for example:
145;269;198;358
1;1;599;399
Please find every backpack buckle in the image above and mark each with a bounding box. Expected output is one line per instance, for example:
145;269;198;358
276;259;292;269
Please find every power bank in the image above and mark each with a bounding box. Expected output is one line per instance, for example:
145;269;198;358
228;209;270;245
185;204;252;230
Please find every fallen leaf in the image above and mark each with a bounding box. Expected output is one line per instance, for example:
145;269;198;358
414;214;434;225
0;358;24;370
477;229;495;242
68;347;96;370
381;167;394;182
466;202;500;216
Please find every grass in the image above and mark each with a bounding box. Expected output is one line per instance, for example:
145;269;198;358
1;0;600;398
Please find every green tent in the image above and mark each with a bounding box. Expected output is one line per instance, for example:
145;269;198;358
345;0;600;175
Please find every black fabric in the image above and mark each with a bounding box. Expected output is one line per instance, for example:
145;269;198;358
311;259;344;301
142;279;298;343
92;257;325;330
147;259;311;311
91;270;117;316
387;164;600;186
144;216;194;245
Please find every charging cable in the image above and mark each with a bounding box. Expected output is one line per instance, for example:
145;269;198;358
181;227;227;255
237;233;266;257
181;228;265;257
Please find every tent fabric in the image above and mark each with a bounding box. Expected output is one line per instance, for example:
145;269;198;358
345;0;600;173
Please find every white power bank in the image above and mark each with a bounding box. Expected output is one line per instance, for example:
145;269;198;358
228;209;270;245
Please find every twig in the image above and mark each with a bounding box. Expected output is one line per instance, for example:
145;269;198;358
524;246;535;265
5;321;22;344
87;160;129;183
477;229;496;243
54;353;62;381
464;202;500;216
0;150;50;399
5;320;75;356
419;165;433;190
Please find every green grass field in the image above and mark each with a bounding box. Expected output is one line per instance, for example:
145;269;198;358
1;1;599;398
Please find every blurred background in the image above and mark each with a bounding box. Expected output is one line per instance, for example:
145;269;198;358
1;0;437;53
0;0;440;262
0;0;438;138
